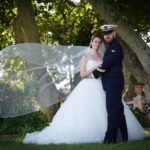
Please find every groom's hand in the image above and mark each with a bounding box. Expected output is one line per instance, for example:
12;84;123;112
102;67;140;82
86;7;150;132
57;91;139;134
92;69;101;79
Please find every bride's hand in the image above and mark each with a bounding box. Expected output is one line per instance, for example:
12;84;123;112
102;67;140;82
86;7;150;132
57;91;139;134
96;67;106;72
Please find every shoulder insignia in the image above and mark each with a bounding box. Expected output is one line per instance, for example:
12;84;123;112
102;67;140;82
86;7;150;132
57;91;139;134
111;49;116;53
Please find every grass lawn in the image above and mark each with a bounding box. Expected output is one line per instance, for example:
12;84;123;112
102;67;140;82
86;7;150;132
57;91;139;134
0;134;150;150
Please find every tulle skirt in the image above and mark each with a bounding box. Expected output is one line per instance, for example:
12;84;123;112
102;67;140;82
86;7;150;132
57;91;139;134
23;79;146;144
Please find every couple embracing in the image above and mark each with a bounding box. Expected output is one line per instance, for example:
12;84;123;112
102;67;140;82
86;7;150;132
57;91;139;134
23;24;146;144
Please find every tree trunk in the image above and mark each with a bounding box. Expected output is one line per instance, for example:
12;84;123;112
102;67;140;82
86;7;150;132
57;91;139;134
123;67;138;101
87;0;150;101
12;0;60;121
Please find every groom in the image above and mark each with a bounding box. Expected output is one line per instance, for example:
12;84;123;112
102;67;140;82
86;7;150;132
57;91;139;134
93;24;128;143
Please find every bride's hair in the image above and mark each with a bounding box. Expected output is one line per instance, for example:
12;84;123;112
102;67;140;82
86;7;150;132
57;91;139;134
89;35;102;48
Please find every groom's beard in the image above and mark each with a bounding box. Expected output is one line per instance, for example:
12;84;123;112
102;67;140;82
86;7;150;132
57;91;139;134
104;35;115;44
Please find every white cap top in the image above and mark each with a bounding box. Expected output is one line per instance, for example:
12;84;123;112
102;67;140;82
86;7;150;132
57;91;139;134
100;24;118;31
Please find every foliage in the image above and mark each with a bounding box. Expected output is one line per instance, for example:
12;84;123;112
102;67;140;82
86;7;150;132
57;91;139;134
0;110;48;135
0;0;104;49
0;0;104;119
0;0;15;49
33;0;104;45
100;0;150;38
0;57;43;117
0;0;150;47
130;108;150;127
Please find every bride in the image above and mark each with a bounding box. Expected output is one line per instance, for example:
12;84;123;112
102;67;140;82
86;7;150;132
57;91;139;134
23;35;146;144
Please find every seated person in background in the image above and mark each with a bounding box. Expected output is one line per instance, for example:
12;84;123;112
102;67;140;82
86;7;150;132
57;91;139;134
133;96;145;112
133;83;146;112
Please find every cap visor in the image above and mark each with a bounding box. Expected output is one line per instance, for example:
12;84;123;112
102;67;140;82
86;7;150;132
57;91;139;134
103;30;114;35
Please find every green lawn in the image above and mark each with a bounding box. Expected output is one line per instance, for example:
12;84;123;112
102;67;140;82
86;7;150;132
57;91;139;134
0;135;150;150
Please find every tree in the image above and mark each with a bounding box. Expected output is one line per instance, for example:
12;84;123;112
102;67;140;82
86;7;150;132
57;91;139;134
0;0;150;117
0;0;104;119
87;0;150;101
0;0;61;121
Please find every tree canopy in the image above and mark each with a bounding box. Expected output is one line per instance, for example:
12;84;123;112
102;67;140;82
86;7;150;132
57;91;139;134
0;0;149;47
96;0;150;40
0;0;150;104
0;0;105;48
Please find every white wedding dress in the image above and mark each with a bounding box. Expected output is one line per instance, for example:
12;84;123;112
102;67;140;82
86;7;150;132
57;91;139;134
23;60;146;144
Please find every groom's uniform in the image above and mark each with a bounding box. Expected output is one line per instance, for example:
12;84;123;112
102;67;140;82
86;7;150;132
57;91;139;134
93;25;128;143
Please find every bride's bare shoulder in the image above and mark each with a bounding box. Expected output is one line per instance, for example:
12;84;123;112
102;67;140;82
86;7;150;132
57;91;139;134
82;52;90;59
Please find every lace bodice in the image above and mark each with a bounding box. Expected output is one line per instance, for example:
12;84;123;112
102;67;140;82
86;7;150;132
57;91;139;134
86;59;102;71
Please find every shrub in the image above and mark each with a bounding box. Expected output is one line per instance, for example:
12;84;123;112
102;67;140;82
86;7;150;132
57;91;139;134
0;110;48;135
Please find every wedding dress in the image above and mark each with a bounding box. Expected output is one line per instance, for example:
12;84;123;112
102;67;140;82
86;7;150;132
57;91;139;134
23;59;146;144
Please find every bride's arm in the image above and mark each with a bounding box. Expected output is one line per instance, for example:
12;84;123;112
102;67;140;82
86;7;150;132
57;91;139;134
96;67;106;72
80;55;100;78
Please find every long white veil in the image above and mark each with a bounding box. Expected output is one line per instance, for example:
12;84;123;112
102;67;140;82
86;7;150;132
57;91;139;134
0;43;105;118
